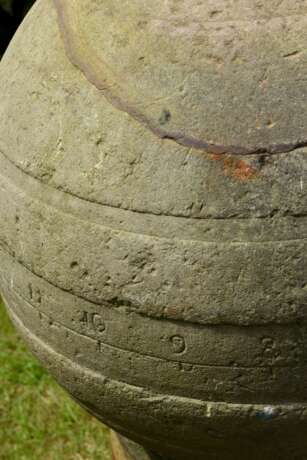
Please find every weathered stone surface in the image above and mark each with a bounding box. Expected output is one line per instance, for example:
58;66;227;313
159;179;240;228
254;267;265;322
1;1;307;459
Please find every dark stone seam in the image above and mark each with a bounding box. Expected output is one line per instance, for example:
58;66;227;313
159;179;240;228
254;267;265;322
53;0;307;157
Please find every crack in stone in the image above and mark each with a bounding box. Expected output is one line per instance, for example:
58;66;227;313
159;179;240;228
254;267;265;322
53;0;307;157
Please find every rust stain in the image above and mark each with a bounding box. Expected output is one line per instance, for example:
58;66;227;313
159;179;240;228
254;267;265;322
211;154;258;182
223;157;258;181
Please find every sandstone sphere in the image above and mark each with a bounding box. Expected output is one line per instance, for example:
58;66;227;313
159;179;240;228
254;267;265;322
1;1;307;459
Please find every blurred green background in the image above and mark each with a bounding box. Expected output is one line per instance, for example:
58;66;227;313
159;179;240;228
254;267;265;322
0;2;112;458
0;301;111;460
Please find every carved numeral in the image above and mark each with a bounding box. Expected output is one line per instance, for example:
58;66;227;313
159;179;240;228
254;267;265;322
28;283;42;305
170;335;187;354
80;311;106;334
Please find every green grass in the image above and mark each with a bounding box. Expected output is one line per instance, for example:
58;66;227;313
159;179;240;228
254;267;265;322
0;300;112;460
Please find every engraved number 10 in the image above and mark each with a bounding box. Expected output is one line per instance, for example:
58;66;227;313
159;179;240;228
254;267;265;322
80;311;106;334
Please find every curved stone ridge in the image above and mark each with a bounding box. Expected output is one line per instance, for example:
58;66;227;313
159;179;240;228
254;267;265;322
2;148;307;244
1;156;307;327
2;254;307;406
5;301;307;460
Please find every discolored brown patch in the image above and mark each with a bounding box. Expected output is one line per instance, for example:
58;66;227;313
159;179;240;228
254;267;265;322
223;157;258;181
211;154;259;182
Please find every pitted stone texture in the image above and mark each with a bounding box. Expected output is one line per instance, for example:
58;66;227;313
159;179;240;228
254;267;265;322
1;1;307;459
53;0;307;155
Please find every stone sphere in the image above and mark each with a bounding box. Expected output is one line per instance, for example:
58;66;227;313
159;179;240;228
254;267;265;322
1;1;307;459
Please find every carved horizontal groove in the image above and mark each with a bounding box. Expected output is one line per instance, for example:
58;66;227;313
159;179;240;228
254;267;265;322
2;149;307;245
8;304;307;415
3;302;256;456
3;303;201;455
1;243;305;328
53;0;307;157
7;285;303;371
